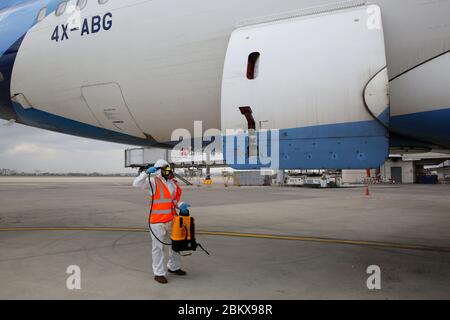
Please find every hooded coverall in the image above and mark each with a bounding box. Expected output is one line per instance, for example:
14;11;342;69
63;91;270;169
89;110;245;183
133;171;182;277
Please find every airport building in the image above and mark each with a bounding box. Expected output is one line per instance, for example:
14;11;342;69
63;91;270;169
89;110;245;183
343;154;450;184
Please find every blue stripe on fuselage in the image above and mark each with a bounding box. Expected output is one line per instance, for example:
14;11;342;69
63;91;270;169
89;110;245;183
11;101;159;147
0;1;34;11
0;35;25;119
0;0;47;57
225;111;390;170
391;108;450;147
0;0;59;119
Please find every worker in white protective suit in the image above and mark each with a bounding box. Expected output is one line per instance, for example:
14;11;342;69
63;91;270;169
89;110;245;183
133;159;190;284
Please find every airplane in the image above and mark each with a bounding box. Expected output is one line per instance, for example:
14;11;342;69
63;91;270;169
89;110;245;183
1;0;449;170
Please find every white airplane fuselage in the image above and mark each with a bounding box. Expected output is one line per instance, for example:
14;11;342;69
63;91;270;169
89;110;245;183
1;0;450;169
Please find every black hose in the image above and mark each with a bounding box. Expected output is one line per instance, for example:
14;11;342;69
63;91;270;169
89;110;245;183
198;243;210;256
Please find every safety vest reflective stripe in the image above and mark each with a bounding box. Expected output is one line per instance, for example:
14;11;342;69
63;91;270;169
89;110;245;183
152;209;173;215
153;199;172;204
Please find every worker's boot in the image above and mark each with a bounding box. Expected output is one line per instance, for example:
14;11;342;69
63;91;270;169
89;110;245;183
168;269;187;276
154;276;168;284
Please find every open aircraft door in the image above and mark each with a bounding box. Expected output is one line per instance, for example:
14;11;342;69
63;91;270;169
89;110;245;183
221;4;390;170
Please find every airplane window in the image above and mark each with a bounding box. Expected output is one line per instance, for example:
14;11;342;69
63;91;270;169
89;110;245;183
37;7;47;22
77;0;88;10
247;52;260;80
55;1;68;16
98;0;109;4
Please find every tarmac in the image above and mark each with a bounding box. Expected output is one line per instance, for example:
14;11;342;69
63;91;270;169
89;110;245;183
0;177;449;299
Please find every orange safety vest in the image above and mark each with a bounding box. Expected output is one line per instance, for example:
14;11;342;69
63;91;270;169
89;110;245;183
149;177;182;224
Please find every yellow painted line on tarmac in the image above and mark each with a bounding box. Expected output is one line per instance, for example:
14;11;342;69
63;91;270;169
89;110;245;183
197;231;450;253
0;227;449;253
0;227;145;233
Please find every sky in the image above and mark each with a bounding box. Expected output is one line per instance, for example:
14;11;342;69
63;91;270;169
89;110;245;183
0;119;136;173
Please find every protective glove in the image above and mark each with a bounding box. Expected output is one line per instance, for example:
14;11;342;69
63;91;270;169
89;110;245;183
147;167;157;174
179;203;191;214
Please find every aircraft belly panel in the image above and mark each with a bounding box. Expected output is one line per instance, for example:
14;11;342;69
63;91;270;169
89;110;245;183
81;83;145;138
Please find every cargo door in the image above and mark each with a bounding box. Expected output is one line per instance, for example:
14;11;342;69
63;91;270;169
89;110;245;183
82;83;145;138
221;4;389;170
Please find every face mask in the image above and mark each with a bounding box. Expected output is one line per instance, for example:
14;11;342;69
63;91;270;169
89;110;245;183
161;166;174;180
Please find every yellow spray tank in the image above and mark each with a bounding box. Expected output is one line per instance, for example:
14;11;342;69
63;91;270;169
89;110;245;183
171;209;209;255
